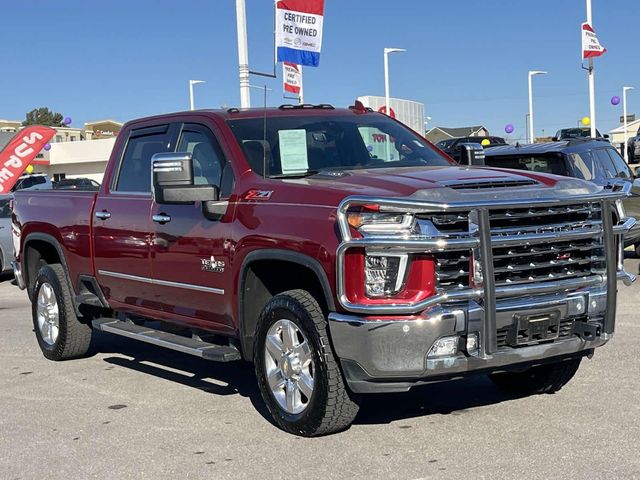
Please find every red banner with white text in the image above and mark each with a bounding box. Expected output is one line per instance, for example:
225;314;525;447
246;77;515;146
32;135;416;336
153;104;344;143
0;125;56;193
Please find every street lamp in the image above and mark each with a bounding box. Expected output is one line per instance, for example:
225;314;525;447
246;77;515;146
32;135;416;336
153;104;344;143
623;86;634;162
189;80;206;111
528;70;547;144
384;48;405;118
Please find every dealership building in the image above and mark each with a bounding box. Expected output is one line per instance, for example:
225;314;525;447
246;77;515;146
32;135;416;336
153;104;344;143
356;96;425;134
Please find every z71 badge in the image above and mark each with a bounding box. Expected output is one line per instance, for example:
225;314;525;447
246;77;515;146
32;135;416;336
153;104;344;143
201;256;225;273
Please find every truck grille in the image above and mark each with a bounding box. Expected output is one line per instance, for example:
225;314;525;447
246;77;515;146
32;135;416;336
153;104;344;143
430;202;604;291
489;204;603;287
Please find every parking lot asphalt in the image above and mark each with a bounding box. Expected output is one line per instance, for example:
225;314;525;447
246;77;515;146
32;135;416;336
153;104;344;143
1;260;639;480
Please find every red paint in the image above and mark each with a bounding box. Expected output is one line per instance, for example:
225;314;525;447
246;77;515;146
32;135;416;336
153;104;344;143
12;108;565;337
343;250;436;305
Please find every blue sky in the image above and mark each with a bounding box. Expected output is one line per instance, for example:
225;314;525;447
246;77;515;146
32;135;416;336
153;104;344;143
1;0;638;141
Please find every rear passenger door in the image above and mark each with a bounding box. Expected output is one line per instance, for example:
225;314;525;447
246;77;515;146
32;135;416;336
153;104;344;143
93;123;178;313
150;122;237;332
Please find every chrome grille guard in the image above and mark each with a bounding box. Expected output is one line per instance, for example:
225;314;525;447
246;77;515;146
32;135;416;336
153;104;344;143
335;184;636;354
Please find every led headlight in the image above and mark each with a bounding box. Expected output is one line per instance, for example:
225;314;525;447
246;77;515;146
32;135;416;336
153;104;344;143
347;210;415;235
364;253;408;297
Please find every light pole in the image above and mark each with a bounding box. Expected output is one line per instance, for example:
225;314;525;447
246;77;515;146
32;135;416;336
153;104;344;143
384;47;405;160
235;0;251;108
384;48;405;118
528;70;547;144
586;0;596;138
189;80;205;110
623;86;634;162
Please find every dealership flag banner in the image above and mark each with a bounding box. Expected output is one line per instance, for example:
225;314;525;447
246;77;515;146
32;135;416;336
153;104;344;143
276;0;324;67
283;62;303;95
582;22;606;59
0;126;56;193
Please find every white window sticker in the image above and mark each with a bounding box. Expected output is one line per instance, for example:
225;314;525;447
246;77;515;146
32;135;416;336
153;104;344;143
278;129;308;173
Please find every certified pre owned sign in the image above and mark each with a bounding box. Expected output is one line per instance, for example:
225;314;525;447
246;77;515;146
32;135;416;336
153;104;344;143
0;126;56;193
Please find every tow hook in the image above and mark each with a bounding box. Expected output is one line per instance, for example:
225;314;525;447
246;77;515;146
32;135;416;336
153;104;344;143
574;321;601;341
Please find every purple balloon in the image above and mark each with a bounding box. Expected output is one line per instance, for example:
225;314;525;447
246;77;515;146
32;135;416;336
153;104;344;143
63;116;72;125
611;96;621;106
504;124;514;134
43;143;51;151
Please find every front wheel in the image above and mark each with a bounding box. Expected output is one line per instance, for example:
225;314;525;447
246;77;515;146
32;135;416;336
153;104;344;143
489;357;582;395
254;289;360;436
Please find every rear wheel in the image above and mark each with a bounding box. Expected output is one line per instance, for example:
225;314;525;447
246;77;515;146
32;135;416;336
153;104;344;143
489;357;582;395
254;289;360;436
32;264;92;360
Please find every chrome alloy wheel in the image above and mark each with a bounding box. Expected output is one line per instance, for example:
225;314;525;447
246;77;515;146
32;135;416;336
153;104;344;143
37;282;59;346
264;319;315;414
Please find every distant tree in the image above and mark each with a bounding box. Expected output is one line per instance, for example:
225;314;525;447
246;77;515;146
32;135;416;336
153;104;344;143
22;107;64;127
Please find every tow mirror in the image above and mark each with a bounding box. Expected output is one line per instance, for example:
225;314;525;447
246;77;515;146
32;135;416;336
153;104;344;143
152;152;218;204
552;136;559;141
458;143;485;166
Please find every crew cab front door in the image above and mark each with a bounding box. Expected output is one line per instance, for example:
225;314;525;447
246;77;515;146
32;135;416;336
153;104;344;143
150;122;236;332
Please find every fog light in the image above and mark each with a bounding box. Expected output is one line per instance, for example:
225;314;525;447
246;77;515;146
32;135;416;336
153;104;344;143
364;254;407;297
428;335;459;358
466;332;479;352
568;295;586;316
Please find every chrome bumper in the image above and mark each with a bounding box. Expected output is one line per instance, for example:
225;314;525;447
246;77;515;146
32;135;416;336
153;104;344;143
11;261;25;290
329;289;609;393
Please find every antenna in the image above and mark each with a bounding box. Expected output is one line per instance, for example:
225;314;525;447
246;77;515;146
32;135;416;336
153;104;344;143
250;84;272;178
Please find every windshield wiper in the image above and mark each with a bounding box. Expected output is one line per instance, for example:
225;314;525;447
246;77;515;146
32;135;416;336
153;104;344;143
268;170;320;179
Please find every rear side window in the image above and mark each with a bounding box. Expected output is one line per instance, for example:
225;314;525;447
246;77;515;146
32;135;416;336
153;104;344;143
606;148;632;178
569;152;595;180
0;198;10;218
593;149;617;179
485;154;568;176
116;126;172;193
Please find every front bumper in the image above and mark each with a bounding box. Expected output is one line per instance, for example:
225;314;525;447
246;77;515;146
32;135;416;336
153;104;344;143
329;290;608;393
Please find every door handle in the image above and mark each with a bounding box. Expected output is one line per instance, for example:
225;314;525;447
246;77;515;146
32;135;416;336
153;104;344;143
95;210;111;220
152;214;171;224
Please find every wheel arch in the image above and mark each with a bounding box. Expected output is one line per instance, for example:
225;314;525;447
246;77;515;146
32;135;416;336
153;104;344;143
238;249;335;361
22;233;75;301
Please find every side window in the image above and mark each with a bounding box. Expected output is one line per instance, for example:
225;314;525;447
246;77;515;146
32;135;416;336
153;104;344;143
569;152;594;180
116;127;171;193
593;149;617;179
177;125;234;198
606;148;632;178
0;198;10;218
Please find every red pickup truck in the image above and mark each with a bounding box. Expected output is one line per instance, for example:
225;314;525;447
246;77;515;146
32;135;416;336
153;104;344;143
11;105;636;436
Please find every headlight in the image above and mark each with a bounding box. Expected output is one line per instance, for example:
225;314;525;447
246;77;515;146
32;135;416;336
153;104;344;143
364;253;408;297
347;210;414;235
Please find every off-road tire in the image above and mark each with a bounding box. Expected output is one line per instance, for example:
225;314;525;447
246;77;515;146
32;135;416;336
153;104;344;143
254;289;360;436
32;264;92;360
489;357;582;395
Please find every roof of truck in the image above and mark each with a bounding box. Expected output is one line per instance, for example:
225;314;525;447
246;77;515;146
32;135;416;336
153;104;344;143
125;105;381;126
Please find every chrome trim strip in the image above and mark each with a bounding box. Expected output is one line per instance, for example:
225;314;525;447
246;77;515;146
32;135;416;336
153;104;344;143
97;270;224;295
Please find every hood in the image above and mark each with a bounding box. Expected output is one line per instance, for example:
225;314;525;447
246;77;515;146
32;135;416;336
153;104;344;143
259;165;602;207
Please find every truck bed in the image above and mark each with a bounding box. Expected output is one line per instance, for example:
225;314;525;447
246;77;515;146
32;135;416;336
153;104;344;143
13;190;97;289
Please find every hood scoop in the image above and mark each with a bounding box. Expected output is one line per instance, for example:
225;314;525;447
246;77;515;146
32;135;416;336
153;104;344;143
440;178;539;190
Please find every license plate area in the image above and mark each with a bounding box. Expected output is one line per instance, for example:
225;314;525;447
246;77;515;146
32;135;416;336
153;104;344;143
513;310;561;345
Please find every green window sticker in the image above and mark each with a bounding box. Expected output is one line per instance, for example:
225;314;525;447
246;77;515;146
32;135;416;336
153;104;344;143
278;129;309;173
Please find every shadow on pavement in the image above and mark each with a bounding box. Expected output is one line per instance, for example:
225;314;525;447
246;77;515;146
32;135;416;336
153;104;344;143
90;331;272;424
0;272;17;285
90;330;523;428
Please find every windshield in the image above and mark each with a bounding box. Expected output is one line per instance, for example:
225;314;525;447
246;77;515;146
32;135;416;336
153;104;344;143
485;153;569;176
227;114;452;177
557;128;601;139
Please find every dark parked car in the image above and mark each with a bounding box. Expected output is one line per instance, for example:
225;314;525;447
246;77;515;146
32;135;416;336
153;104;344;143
485;139;640;252
436;136;507;162
53;178;100;191
553;127;608;141
626;127;640;163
